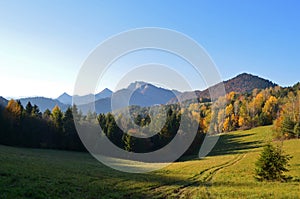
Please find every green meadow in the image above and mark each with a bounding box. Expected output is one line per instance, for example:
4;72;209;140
1;125;299;199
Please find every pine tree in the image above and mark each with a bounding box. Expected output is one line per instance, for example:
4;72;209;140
43;109;51;120
25;102;33;116
63;107;75;135
255;143;292;182
32;104;41;118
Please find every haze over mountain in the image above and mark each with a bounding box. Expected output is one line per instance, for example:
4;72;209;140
127;81;179;106
79;81;180;114
95;88;114;100
19;97;69;112
168;73;278;104
56;92;72;105
56;88;113;105
2;73;280;114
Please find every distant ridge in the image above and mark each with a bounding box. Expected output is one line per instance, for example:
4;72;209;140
168;73;278;104
127;81;179;105
56;92;72;105
57;89;113;105
19;97;68;112
79;82;180;114
95;88;113;100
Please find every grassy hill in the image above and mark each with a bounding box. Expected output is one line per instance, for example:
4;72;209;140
0;126;299;198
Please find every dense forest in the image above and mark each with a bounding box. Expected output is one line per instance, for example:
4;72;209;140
0;83;299;156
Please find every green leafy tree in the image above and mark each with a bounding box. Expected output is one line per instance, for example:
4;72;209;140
255;143;292;182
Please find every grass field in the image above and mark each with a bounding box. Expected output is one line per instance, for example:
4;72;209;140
0;125;299;198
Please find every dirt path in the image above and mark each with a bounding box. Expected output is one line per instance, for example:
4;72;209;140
147;154;246;198
175;154;246;198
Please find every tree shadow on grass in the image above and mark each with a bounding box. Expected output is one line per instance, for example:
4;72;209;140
207;132;263;157
178;132;264;162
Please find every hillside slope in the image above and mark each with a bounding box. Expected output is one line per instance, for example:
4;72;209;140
169;73;277;103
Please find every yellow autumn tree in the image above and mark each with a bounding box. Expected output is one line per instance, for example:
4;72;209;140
51;105;63;132
262;96;278;124
238;99;251;129
6;100;22;116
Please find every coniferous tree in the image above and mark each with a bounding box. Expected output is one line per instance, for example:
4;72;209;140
43;109;51;120
25;102;33;116
255;143;292;182
63;107;75;135
32;104;42;118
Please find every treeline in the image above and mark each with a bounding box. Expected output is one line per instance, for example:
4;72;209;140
0;101;204;155
0;101;85;151
0;83;299;154
97;105;204;154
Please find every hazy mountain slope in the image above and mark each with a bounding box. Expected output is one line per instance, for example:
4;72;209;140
127;82;178;105
95;88;113;100
57;89;113;105
56;92;72;105
78;82;180;114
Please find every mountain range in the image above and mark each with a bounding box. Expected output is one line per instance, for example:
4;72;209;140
0;73;279;113
57;88;113;105
18;97;69;112
76;82;179;114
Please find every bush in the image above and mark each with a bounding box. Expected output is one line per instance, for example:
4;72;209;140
255;143;292;182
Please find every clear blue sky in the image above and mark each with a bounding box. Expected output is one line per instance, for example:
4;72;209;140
0;0;299;98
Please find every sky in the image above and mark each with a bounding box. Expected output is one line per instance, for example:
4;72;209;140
0;0;299;98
